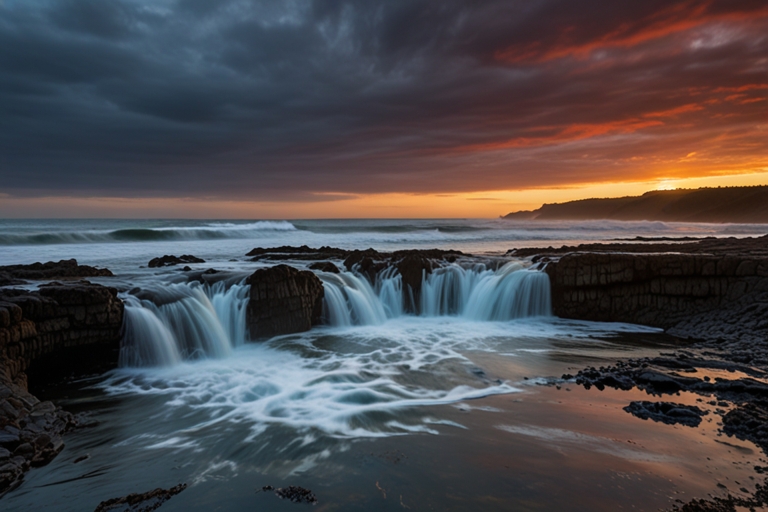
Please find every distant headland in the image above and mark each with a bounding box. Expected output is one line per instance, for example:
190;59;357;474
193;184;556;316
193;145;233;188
503;185;768;223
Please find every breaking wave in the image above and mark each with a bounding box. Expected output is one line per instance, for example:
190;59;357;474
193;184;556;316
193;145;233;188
0;221;297;245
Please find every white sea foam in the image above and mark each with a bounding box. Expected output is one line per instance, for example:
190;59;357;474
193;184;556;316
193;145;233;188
102;310;661;443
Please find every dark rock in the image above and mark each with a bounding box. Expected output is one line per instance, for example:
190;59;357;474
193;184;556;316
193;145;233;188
669;478;768;511
342;249;387;282
0;259;113;282
274;485;318;504
93;483;187;512
12;442;34;458
246;265;324;339
722;400;768;453
248;245;350;261
308;261;340;274
531;236;768;342
1;281;123;493
396;253;433;304
624;401;707;427
147;255;205;268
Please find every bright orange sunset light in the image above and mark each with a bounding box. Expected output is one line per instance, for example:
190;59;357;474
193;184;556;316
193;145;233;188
2;171;766;219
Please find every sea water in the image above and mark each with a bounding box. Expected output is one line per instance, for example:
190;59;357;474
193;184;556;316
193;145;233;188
1;218;767;511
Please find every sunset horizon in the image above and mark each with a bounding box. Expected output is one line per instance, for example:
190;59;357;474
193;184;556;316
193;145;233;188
1;0;766;218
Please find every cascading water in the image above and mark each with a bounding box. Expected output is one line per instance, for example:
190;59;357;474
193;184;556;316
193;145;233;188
119;262;550;367
321;261;551;326
119;280;250;367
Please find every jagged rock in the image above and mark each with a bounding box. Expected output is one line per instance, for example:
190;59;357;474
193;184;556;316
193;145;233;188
93;483;187;512
246;265;324;339
395;253;433;304
722;400;768;453
274;485;318;504
309;261;340;273
0;259;112;283
0;282;124;494
147;255;205;268
248;245;349;261
343;248;386;277
624;401;707;427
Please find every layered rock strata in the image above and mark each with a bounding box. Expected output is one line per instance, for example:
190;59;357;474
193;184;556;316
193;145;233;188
0;259;113;287
0;281;124;494
525;236;768;342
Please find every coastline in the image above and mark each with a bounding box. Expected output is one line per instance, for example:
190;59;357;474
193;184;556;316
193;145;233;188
1;234;767;509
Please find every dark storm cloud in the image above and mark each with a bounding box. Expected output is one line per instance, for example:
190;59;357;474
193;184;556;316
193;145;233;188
0;0;766;200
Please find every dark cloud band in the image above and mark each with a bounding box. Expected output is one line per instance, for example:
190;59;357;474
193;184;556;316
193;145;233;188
0;0;766;200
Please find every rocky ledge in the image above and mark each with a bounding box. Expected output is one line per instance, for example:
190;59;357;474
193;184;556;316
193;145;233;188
1;280;124;494
512;235;768;342
147;254;205;268
0;259;113;287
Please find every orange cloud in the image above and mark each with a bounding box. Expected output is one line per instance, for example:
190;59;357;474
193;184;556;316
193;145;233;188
453;118;664;153
495;3;768;64
642;103;704;118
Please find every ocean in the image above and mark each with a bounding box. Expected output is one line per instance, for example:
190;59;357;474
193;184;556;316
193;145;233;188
2;218;767;511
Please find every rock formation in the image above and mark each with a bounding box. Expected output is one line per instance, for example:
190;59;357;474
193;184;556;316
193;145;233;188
0;281;124;494
0;259;113;286
246;265;324;339
308;261;340;273
147;254;205;268
518;236;768;342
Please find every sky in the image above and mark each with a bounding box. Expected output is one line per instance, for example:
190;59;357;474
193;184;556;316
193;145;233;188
0;0;766;218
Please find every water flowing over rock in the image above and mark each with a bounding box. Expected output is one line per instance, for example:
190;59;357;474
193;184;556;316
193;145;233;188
246;265;324;339
245;246;465;313
317;262;551;326
119;281;249;367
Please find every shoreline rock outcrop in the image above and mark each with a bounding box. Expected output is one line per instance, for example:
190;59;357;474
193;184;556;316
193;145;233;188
147;254;205;268
1;281;124;494
512;235;768;342
0;259;113;287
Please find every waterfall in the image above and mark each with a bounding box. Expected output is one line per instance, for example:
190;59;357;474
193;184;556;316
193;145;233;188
119;280;250;367
319;272;391;326
119;262;551;367
322;262;551;326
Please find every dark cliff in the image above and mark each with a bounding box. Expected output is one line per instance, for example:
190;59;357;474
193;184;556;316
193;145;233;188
0;269;124;494
538;237;768;342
